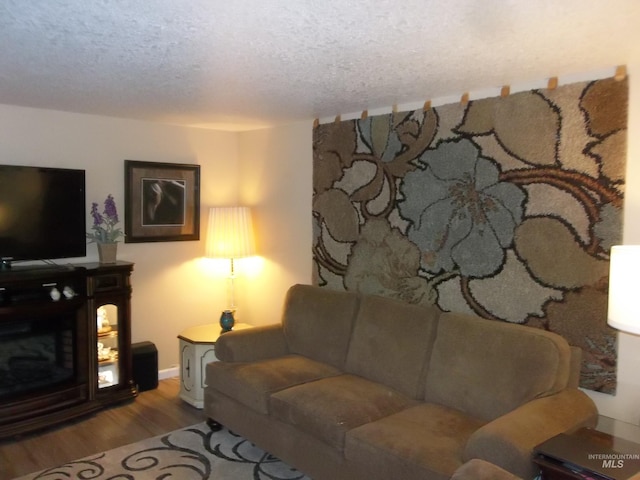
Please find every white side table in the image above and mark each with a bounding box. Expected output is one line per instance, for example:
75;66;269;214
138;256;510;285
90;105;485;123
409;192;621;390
177;323;252;408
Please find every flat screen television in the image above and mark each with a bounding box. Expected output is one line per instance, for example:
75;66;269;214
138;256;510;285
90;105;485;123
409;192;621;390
0;165;86;267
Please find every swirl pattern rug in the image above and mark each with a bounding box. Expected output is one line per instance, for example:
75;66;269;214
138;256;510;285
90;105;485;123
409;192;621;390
13;423;310;480
312;75;628;394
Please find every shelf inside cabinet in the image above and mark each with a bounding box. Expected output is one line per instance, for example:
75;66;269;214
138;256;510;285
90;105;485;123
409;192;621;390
98;327;118;339
98;350;118;364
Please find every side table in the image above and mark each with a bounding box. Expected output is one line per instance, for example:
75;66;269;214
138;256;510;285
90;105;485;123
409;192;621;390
177;323;252;408
533;427;640;480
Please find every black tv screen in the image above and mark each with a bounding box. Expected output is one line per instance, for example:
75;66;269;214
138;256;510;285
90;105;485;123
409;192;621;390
0;165;86;264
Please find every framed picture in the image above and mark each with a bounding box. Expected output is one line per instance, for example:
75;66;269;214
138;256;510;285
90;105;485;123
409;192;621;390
124;160;200;243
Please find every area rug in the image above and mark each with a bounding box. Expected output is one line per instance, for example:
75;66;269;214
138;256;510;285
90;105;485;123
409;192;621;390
312;73;628;394
14;423;310;480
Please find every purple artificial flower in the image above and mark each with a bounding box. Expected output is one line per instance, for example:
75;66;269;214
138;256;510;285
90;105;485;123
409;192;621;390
91;202;104;226
104;194;119;223
87;195;124;243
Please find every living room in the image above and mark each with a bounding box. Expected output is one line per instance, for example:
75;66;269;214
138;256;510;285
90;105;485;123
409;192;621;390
1;0;640;474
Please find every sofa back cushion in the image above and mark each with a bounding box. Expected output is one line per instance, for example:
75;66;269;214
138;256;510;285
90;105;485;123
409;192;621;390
424;312;571;421
345;294;441;398
282;284;359;370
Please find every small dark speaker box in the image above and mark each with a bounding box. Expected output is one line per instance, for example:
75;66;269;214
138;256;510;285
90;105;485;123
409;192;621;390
132;341;158;392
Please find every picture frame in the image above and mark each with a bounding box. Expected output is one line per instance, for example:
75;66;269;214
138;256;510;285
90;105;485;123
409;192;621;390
124;160;200;243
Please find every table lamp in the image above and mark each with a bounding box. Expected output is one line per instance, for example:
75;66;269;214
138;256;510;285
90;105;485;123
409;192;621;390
205;206;256;332
607;245;640;335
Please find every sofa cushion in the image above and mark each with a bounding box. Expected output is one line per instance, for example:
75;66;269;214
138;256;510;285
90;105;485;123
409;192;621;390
282;284;359;369
270;374;417;450
345;403;485;480
424;312;571;421
206;354;341;415
344;293;440;398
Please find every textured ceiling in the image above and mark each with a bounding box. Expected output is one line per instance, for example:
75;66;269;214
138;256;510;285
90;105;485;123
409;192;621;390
1;0;639;131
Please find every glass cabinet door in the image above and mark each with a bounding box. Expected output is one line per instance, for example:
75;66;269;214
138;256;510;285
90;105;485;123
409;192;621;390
86;262;136;404
97;303;119;389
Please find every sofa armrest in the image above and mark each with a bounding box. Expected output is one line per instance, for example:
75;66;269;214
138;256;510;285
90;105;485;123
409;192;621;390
214;324;289;362
463;389;598;479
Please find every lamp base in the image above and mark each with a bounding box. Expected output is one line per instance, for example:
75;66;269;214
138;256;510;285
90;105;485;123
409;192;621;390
219;310;235;333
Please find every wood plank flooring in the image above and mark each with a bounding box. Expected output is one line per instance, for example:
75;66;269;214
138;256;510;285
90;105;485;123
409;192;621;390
0;378;206;479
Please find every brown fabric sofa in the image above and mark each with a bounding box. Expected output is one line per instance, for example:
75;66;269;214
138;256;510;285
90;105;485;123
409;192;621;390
203;284;597;480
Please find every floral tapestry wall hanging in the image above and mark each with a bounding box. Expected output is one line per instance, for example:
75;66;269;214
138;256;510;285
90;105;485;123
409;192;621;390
312;75;628;393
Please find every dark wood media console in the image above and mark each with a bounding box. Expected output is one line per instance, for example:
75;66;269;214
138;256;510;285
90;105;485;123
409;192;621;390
0;261;136;438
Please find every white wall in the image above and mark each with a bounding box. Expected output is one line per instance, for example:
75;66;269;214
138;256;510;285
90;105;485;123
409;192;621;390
237;121;314;325
0;104;240;371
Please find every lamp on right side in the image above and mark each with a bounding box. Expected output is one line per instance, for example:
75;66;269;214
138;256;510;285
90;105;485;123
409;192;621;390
607;245;640;335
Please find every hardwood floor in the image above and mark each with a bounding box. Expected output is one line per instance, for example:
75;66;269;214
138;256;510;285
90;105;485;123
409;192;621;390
0;378;206;479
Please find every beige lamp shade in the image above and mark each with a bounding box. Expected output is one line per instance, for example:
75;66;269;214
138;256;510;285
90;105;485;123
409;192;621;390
607;245;640;335
205;206;256;259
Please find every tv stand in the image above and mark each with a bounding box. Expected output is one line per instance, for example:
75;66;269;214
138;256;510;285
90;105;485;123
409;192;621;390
0;261;137;439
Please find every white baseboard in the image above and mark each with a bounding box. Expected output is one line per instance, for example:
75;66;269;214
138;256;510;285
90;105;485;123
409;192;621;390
159;366;179;380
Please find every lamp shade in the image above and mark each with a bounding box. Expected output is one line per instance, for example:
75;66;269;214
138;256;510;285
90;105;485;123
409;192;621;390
607;245;640;335
205;207;256;259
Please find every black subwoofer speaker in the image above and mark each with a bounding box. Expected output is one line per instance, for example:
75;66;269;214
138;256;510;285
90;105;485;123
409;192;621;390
132;341;158;392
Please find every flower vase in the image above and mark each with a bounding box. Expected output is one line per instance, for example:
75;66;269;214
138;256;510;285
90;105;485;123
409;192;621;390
97;242;118;264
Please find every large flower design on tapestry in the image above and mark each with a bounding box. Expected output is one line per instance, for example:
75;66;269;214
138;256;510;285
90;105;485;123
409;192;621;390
399;139;526;278
344;219;437;306
313;110;438;286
